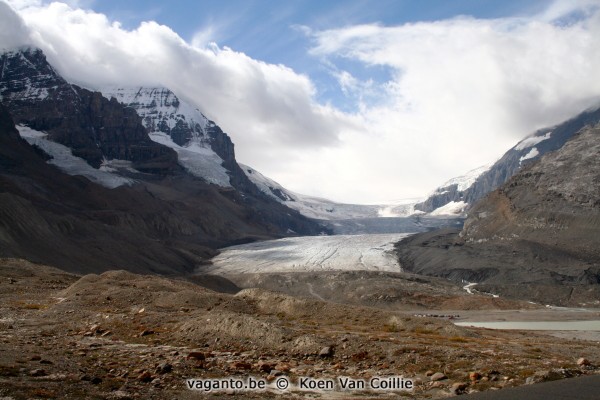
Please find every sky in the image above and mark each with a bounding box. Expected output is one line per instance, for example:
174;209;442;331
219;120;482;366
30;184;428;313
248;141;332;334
1;0;600;204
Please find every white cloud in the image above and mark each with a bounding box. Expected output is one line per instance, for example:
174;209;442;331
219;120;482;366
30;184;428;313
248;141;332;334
0;0;358;193
1;1;600;203
0;1;31;49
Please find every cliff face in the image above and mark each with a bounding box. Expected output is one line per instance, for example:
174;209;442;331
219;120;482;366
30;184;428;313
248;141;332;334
396;124;600;306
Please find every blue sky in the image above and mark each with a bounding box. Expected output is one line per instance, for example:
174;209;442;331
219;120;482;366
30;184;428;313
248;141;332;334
3;0;600;203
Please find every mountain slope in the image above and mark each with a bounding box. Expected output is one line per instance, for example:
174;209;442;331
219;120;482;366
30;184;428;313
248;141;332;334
396;123;600;306
415;106;600;213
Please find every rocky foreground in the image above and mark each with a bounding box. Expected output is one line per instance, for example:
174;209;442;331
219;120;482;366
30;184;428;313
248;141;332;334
1;258;600;399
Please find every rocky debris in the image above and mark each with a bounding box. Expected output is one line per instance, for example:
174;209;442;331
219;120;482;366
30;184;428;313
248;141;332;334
2;259;600;399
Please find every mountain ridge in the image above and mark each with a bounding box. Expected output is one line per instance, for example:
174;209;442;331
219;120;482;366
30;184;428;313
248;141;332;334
395;122;600;306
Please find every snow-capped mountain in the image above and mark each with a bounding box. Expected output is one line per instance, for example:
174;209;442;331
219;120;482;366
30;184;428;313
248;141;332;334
101;87;231;187
0;47;325;273
415;105;600;214
414;165;490;216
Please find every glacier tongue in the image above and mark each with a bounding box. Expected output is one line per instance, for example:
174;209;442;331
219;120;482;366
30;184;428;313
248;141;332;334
101;87;231;187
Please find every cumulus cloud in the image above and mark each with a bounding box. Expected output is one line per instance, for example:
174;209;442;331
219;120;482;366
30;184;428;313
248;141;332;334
1;0;600;203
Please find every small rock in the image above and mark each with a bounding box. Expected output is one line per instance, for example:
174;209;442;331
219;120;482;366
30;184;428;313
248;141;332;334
577;357;591;366
187;352;205;361
90;377;102;385
29;369;47;377
138;371;154;383
275;363;291;372
40;359;53;365
425;370;434;376
319;346;334;358
139;329;154;337
257;362;272;373
29;355;42;361
430;372;447;381
430;381;445;388
526;377;536;385
156;363;172;374
451;382;468;395
138;308;145;314
230;361;252;370
469;372;481;381
109;391;132;400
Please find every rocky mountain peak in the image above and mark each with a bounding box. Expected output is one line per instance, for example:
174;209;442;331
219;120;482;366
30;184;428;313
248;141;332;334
0;47;178;173
0;47;70;103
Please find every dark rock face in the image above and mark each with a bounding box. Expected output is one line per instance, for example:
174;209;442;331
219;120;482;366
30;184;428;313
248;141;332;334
396;124;600;306
101;86;262;192
415;107;600;213
0;48;178;173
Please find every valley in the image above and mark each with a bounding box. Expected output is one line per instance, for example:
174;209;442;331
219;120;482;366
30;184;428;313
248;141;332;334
0;2;599;398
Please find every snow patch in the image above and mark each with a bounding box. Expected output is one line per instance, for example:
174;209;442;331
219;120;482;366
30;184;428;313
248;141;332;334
430;201;468;216
519;147;540;164
436;164;491;193
377;198;423;217
515;131;552;151
17;125;133;189
149;132;230;186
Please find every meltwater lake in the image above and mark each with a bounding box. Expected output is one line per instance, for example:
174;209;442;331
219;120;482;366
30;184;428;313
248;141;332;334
455;320;600;331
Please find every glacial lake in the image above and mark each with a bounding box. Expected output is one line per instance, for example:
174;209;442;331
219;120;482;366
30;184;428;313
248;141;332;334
455;320;600;331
